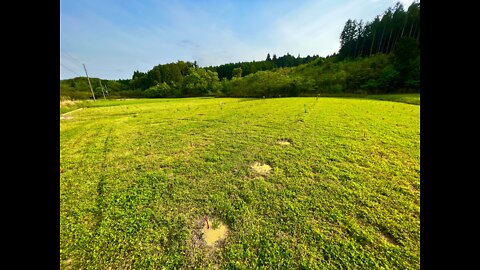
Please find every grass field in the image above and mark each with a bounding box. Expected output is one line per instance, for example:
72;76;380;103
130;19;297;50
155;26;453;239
60;95;420;269
366;93;420;105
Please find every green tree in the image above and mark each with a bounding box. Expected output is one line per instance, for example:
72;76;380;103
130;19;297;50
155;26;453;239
232;67;242;78
393;37;419;85
339;19;357;58
130;71;149;90
183;68;219;96
144;82;173;98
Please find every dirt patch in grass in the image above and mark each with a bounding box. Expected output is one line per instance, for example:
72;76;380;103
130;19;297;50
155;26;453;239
61;258;73;269
277;141;290;145
380;230;400;246
277;138;292;145
192;217;228;248
62;115;74;120
251;162;272;176
202;220;228;247
409;183;419;192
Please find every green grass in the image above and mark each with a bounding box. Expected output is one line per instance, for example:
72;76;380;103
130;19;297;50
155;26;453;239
366;93;420;105
60;97;420;269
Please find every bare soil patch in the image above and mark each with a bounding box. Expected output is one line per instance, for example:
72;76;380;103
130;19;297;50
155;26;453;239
251;162;272;176
191;216;229;248
202;220;228;247
277;138;292;145
61;258;73;269
380;231;400;246
277;141;290;145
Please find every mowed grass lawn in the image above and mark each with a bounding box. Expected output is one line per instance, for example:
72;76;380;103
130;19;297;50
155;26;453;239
60;96;420;269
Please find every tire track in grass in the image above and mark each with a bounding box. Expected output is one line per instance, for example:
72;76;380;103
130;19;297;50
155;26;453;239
83;126;113;264
85;126;113;266
61;122;111;267
93;126;114;227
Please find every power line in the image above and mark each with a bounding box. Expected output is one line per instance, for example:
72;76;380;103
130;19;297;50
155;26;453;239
60;63;82;77
61;49;127;79
61;48;83;65
61;50;121;81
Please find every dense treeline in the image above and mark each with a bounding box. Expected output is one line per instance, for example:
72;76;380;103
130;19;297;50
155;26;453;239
60;53;320;99
129;61;221;97
339;1;419;59
219;49;418;98
206;53;320;80
61;61;222;99
60;1;419;100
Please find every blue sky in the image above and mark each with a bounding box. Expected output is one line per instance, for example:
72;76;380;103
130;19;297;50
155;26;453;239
60;0;415;80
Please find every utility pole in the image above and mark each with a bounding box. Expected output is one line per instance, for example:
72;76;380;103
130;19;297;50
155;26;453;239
99;80;107;100
83;64;96;101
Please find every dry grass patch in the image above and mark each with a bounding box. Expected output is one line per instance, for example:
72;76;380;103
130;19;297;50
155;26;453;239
60;99;81;107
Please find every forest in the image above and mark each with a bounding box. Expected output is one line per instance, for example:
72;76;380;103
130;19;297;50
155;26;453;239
60;1;419;100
